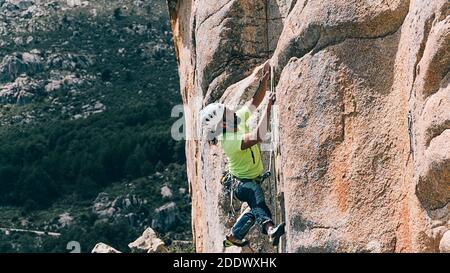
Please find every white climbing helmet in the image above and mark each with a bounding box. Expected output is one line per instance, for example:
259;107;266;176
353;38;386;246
200;103;225;133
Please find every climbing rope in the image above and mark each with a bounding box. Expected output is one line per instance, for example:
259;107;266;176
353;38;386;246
268;64;280;252
268;64;274;172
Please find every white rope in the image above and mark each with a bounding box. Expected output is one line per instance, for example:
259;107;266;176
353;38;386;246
268;64;274;171
268;64;280;251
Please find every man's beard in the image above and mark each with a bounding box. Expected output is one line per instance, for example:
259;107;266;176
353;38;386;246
234;115;241;127
223;115;241;132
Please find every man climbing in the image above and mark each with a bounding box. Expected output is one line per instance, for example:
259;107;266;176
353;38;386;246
199;60;285;247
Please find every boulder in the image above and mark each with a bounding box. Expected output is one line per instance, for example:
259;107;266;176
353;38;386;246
128;227;168;253
160;185;173;200
151;202;179;233
4;0;34;11
0;76;45;105
439;231;450;253
58;212;73;228
67;0;82;8
91;243;121;253
92;193;111;211
0;52;43;83
45;80;63;93
138;42;171;60
47;53;94;71
13;37;23;45
92;192;116;219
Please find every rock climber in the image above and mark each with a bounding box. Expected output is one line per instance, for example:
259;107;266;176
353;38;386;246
199;60;285;247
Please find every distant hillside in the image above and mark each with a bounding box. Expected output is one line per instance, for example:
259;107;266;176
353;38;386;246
0;0;191;253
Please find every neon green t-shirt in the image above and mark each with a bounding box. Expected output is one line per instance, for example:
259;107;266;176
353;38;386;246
219;105;264;179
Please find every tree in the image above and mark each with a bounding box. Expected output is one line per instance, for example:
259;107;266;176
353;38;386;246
125;144;146;178
140;161;154;177
0;165;19;204
125;153;141;178
113;7;123;20
76;176;98;199
16;167;58;208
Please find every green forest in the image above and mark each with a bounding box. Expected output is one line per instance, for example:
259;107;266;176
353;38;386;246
0;105;185;208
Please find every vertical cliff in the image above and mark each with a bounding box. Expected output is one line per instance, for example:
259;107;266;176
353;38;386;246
167;0;449;252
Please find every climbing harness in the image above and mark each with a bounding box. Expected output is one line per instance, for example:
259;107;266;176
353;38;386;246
221;171;270;216
220;172;240;216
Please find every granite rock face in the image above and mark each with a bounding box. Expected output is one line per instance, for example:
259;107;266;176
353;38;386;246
167;0;450;252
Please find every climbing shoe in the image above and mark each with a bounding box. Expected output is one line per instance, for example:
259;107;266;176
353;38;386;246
223;235;249;247
268;222;285;246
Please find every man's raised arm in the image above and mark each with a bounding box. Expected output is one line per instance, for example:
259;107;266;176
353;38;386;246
250;60;271;110
241;92;276;150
